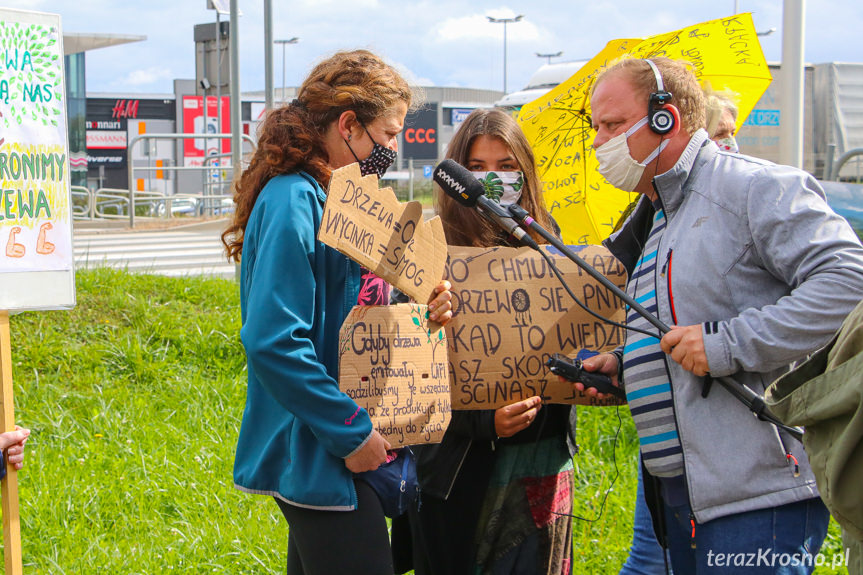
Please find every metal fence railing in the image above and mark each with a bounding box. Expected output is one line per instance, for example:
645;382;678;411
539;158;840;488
824;145;863;183
71;186;234;221
126;133;256;227
72;143;444;226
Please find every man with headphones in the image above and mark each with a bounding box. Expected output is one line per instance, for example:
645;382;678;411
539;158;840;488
574;57;863;574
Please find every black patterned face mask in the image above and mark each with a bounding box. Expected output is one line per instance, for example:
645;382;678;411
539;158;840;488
345;123;397;178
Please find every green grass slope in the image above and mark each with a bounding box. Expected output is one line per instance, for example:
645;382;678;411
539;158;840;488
1;268;849;573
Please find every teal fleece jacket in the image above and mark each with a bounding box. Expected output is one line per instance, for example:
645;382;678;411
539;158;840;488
233;172;371;510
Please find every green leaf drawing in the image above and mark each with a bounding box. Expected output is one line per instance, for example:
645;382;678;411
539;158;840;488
0;22;63;125
479;173;505;201
512;173;524;192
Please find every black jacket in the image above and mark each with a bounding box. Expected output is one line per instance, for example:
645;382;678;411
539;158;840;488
414;405;578;499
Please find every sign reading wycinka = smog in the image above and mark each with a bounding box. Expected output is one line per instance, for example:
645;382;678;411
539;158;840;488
319;163;448;305
0;10;73;275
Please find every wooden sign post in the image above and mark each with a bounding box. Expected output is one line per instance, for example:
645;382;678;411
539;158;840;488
0;313;21;575
0;8;77;572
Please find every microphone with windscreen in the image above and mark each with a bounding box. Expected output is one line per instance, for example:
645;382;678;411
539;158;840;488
433;159;538;250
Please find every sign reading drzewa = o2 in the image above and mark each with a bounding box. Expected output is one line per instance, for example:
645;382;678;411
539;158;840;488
0;8;75;311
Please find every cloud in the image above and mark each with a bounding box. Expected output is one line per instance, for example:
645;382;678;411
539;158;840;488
4;0;859;96
436;12;541;43
118;66;176;89
389;58;433;87
296;0;378;6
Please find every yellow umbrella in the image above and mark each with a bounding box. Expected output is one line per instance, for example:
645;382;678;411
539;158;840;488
518;13;772;246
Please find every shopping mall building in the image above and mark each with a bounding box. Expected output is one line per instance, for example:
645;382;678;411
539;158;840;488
64;30;503;196
65;27;863;196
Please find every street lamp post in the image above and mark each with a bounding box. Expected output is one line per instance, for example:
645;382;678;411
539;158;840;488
274;37;299;104
487;15;523;94
536;51;563;65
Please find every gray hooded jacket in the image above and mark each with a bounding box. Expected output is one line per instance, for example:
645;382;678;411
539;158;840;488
605;129;863;523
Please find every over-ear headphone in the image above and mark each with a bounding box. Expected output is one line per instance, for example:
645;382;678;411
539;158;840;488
645;59;674;135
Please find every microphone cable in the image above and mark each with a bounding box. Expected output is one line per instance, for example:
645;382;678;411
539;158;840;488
517;246;629;524
522;395;625;524
535;243;660;339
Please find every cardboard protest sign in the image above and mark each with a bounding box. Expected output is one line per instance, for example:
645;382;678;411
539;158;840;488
319;163;448;305
444;244;627;409
339;304;451;446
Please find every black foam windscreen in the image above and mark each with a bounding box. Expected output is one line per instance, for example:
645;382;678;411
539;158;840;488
433;159;485;207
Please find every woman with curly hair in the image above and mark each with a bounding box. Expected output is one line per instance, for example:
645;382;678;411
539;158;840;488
222;49;452;575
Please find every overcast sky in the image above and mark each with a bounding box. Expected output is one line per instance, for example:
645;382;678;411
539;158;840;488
4;1;862;96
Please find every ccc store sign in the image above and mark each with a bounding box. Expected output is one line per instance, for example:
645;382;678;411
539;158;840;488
404;128;436;144
402;104;438;160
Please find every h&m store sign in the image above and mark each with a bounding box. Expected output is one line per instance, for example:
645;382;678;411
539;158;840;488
85;97;175;167
86;97;175;129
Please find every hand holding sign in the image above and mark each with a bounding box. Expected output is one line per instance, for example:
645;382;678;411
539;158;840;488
320;163;448;305
494;396;543;437
0;11;75;574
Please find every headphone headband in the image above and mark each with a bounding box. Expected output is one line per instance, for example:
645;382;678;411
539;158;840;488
645;59;666;94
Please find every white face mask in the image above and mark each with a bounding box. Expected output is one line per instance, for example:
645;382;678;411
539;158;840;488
594;116;668;192
716;136;739;153
472;171;524;205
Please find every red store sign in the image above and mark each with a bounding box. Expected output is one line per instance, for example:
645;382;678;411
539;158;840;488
111;99;140;120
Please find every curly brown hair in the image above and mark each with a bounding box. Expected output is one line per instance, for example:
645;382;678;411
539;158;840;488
436;108;555;247
221;49;413;261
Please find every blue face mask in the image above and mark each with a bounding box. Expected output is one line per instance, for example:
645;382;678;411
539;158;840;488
346;123;397;178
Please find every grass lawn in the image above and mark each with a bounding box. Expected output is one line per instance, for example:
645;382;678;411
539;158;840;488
1;268;850;573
